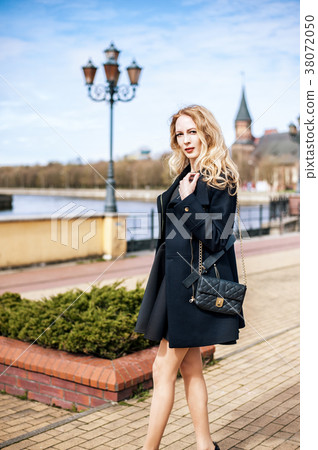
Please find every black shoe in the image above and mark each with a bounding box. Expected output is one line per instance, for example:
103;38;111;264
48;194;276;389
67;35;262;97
213;442;220;450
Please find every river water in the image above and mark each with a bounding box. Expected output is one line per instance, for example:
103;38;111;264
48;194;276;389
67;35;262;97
0;194;269;239
0;195;155;216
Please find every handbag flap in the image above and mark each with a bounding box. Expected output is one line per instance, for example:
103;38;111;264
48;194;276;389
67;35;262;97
197;276;246;303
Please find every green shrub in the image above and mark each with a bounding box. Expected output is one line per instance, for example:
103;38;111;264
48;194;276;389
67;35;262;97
0;280;154;359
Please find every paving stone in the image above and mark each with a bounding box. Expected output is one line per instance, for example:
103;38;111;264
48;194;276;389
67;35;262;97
287;404;300;415
219;436;241;448
126;424;148;438
123;417;149;430
275;442;300;449
161;431;188;446
228;416;256;429
281;418;300;434
104;433;139;448
51;436;87;449
29;432;56;443
79;434;112;448
273;430;294;440
78;418;107;431
4;442;35;450
181;433;197;444
27;438;62;449
290;431;300;442
257;435;286;447
259;421;284;436
235;432;268;449
163;440;192;449
76;427;108;440
249;414;275;428
230;429;257;441
213;426;239;441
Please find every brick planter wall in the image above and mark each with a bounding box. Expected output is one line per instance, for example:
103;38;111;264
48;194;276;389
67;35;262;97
0;337;215;411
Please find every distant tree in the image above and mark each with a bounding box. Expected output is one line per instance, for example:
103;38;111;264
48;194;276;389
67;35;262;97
257;155;276;188
0;157;175;189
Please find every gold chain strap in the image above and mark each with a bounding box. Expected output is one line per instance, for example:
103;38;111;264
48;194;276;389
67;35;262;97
198;237;203;275
236;196;247;286
197;195;247;286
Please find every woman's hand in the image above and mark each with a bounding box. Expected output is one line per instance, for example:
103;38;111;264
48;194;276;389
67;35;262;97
179;172;200;201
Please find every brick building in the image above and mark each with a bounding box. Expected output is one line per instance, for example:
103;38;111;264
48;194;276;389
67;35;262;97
231;86;299;192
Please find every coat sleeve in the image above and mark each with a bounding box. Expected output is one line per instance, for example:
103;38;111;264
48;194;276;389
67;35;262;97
172;185;237;253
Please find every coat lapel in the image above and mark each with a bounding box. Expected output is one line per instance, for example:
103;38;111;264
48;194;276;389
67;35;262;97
161;164;191;212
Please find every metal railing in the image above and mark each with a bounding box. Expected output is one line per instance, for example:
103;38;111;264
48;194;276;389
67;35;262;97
126;204;276;251
269;196;289;220
234;204;270;237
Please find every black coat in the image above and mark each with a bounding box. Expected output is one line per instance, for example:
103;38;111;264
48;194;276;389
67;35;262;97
137;163;245;348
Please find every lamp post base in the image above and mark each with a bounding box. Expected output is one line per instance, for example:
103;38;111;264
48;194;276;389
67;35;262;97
102;213;127;259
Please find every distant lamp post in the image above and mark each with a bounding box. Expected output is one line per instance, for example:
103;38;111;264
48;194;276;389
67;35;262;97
288;120;300;193
82;42;142;212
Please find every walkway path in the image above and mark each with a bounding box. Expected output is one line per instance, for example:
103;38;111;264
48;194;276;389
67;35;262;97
0;233;300;449
0;233;299;300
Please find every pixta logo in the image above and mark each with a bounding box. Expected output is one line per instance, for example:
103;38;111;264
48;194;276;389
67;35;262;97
51;202;97;250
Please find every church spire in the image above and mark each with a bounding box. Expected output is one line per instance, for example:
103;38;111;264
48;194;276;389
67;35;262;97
235;86;252;122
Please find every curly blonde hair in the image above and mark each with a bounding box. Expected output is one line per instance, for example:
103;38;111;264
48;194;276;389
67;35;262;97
168;105;239;195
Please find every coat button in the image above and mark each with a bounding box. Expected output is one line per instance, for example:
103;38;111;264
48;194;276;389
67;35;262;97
184;206;189;212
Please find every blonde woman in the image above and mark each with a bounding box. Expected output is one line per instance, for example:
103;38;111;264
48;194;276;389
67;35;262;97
135;105;245;450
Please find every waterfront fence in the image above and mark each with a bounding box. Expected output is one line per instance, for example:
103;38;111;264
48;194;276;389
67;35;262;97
126;203;283;252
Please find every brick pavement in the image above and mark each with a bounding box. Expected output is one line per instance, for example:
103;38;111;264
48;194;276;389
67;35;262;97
0;233;300;449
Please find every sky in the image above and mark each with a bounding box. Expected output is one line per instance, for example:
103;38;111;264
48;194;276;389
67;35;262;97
0;0;300;166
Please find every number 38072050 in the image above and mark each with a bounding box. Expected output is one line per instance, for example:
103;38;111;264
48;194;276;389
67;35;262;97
305;15;315;75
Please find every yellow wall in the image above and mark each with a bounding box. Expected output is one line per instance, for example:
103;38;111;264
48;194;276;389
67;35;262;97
0;215;127;268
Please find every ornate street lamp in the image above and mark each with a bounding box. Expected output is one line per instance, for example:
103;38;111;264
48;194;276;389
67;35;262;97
82;42;142;212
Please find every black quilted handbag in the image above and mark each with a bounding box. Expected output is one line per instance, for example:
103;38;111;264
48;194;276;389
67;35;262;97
183;197;247;316
194;272;246;315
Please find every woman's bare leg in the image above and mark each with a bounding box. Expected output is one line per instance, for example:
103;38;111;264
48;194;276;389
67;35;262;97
180;347;215;450
142;338;189;450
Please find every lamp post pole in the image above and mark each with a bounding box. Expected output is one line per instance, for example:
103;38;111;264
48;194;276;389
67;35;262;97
82;42;142;212
106;95;115;212
289;121;300;194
